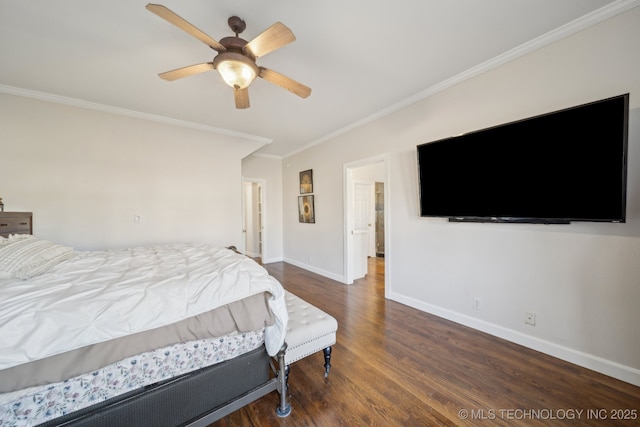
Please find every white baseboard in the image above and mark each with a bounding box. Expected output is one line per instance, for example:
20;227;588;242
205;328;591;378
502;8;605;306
282;257;347;284
276;260;640;386
389;291;640;387
262;256;284;264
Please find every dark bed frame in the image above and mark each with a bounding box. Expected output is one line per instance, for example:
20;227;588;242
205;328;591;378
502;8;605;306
41;345;290;426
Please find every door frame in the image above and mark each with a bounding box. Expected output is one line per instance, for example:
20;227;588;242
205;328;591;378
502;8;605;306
343;153;390;297
242;177;266;261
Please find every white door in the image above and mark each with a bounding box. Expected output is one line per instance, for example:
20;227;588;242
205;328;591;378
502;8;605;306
242;181;252;254
242;178;265;260
353;182;372;279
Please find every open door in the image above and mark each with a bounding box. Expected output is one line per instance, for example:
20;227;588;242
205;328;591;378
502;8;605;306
242;178;265;261
352;181;373;280
344;155;389;293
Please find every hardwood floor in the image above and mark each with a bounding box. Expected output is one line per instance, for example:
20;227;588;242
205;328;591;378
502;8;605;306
212;258;639;426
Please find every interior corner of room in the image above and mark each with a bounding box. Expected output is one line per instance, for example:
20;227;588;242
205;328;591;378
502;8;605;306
2;3;640;423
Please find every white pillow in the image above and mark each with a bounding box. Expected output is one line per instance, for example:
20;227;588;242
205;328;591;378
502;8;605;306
0;234;76;279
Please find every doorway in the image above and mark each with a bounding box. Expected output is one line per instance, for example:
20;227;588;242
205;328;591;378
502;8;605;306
242;178;265;261
344;154;389;296
375;182;385;257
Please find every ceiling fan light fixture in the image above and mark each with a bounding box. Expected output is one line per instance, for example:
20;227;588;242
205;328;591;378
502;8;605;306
148;5;311;108
214;52;258;89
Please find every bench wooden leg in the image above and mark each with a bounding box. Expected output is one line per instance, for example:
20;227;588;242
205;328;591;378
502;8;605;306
323;347;332;378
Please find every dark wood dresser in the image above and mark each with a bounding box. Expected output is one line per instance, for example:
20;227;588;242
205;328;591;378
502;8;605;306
0;212;33;237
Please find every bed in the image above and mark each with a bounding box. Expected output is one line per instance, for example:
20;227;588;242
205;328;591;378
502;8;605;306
0;221;291;426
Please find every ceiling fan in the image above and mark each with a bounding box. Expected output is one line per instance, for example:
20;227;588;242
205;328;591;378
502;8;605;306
146;3;311;109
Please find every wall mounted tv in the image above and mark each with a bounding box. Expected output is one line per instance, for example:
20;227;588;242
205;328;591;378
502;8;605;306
417;94;629;224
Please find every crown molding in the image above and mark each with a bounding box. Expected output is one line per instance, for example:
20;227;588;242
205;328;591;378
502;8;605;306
282;0;640;159
0;84;272;145
250;152;282;160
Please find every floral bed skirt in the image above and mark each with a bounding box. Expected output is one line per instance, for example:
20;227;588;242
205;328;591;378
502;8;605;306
0;330;265;427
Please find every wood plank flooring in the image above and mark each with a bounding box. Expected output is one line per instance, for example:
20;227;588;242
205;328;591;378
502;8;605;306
212;258;640;426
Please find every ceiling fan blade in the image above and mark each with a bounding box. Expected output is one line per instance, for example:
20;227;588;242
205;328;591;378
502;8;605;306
146;4;226;52
159;63;214;81
234;87;250;109
259;68;311;99
244;22;295;59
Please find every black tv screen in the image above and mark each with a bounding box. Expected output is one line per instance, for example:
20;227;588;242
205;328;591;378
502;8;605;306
417;94;629;224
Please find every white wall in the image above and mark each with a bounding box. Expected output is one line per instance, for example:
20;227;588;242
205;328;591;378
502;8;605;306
283;157;346;281
282;7;640;385
0;93;264;250
242;155;284;263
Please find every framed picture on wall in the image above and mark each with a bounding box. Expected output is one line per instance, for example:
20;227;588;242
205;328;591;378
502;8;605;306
299;169;313;194
298;195;315;223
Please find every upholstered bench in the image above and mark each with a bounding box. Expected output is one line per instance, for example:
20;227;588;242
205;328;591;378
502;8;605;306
284;291;338;377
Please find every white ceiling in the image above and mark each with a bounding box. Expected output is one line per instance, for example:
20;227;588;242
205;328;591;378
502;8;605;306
1;0;631;157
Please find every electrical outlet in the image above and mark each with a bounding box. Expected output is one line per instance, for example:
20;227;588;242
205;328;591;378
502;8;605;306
134;214;142;223
473;297;482;310
525;312;536;326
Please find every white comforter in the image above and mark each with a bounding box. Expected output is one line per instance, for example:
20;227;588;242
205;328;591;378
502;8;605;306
0;242;288;371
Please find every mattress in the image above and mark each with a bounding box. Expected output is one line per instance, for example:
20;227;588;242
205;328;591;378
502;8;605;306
1;292;273;392
0;330;265;426
0;237;289;426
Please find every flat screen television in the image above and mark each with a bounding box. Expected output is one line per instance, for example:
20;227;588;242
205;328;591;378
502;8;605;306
417;94;629;224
